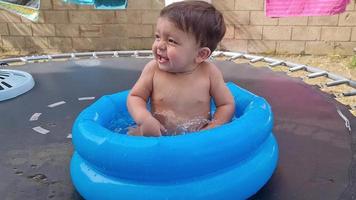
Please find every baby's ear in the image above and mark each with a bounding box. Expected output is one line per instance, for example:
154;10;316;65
196;47;211;63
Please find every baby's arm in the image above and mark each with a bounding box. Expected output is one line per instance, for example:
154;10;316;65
205;64;235;129
127;60;165;136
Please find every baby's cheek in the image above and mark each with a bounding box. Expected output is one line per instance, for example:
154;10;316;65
167;50;178;59
169;51;185;66
168;47;181;56
152;43;158;52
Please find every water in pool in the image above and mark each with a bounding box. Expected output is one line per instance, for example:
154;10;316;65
106;112;214;136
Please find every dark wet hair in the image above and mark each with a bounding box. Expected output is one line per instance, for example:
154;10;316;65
160;1;226;52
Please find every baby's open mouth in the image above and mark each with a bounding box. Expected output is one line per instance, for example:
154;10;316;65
157;55;169;63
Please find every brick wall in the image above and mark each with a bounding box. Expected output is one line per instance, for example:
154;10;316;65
0;0;355;55
221;0;356;55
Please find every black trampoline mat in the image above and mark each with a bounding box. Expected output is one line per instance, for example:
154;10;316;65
0;57;354;200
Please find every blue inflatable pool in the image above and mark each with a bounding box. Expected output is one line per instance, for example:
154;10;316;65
70;82;278;200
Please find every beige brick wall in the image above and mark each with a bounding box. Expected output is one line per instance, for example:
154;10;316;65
221;0;356;55
0;0;355;55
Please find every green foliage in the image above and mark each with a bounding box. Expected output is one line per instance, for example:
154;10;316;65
350;55;356;69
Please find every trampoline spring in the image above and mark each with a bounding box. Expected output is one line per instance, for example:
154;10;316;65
227;54;244;61
269;61;284;67
317;83;327;89
24;55;48;62
250;57;264;63
91;52;98;59
47;55;53;61
20;57;28;63
139;50;154;55
351;104;356;110
307;71;328;78
118;52;133;57
113;51;119;57
289;65;306;72
326;79;349;87
342;90;356;97
136;50;154;58
210;51;223;58
352;81;356;90
333;93;344;98
49;54;70;59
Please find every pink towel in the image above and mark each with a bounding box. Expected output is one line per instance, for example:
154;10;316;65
266;0;350;17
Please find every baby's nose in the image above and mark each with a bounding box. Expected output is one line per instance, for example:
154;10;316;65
157;40;167;50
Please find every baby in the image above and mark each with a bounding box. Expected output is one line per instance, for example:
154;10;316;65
127;0;235;136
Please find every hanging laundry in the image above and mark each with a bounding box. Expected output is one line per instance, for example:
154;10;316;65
165;0;211;6
62;0;94;5
266;0;350;17
0;0;40;21
63;0;127;10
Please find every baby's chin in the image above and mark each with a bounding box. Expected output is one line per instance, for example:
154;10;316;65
157;63;171;71
155;60;193;74
156;62;178;73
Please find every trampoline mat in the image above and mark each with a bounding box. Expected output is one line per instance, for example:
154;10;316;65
0;57;354;199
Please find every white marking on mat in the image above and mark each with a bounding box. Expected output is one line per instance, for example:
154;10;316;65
337;109;351;132
32;126;50;135
48;101;66;108
29;113;42;121
74;59;101;67
78;97;95;101
67;134;72;138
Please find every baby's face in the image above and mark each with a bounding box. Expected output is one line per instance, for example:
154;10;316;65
152;17;201;73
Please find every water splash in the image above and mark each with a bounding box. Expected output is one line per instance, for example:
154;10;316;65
153;111;211;136
107;112;216;136
106;113;135;134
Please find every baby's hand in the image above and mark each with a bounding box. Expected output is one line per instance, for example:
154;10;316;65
201;120;220;130
140;116;166;137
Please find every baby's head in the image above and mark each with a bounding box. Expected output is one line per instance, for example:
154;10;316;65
160;1;226;53
153;1;226;73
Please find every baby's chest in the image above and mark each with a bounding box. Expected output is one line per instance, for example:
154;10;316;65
152;77;210;104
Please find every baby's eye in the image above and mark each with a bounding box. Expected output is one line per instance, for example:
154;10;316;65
168;38;178;44
155;34;160;40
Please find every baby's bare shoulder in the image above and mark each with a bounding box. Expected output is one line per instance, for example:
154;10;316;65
200;61;220;72
143;60;158;72
200;61;223;78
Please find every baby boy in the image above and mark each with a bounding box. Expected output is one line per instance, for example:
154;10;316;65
127;1;235;136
